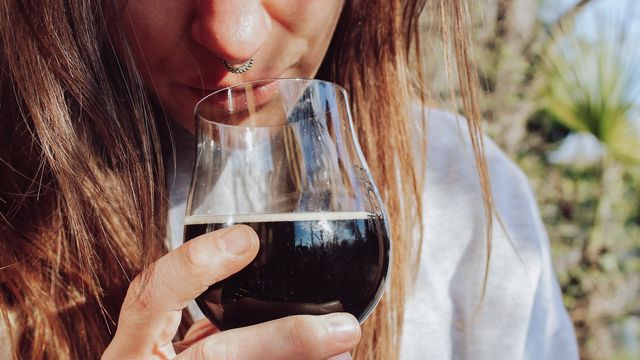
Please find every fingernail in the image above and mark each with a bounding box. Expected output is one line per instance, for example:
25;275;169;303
218;225;256;255
327;314;359;343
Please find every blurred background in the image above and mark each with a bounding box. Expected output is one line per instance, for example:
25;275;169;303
422;0;640;358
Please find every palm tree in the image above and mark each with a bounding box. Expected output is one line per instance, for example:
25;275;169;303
538;7;640;359
540;13;640;163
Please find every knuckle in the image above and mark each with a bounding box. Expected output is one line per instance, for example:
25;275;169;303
198;336;241;360
123;275;153;315
157;312;182;343
283;316;315;353
183;239;213;274
128;286;154;320
221;342;242;360
123;269;170;318
191;340;210;360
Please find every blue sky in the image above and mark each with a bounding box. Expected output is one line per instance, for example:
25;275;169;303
540;0;640;28
540;0;640;41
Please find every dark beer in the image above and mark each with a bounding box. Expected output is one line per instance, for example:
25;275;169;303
184;211;390;330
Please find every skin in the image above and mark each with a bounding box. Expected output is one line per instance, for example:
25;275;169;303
103;1;358;359
119;0;344;130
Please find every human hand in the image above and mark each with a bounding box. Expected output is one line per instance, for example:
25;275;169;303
102;225;361;359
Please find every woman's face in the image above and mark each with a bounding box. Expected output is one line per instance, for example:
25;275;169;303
119;0;344;130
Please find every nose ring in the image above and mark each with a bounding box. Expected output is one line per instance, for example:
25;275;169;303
223;58;254;74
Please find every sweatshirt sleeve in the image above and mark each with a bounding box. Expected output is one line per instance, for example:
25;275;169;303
519;181;579;359
484;135;579;359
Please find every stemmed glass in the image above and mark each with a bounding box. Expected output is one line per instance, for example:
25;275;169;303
184;78;390;330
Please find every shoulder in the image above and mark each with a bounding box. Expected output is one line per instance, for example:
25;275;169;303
422;107;531;201
418;107;543;264
420;107;542;247
400;108;578;359
417;106;545;299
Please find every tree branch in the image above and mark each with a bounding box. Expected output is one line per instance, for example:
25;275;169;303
556;0;593;28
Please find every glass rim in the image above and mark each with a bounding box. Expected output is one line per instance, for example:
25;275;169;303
193;77;349;129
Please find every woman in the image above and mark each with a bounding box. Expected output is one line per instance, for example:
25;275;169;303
0;0;578;359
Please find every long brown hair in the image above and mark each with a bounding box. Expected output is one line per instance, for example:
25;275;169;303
0;0;491;359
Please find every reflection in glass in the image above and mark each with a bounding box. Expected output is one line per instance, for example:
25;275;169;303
183;79;391;330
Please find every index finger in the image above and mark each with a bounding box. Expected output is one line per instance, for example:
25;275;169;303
109;225;259;355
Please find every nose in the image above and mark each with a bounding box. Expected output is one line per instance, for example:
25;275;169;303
191;0;271;63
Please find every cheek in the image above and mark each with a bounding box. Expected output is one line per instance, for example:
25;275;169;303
268;0;343;34
121;1;192;81
267;0;344;71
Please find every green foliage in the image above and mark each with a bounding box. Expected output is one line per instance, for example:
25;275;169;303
534;11;640;357
540;20;640;163
519;114;640;360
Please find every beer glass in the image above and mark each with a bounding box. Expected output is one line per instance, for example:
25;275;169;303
184;79;391;330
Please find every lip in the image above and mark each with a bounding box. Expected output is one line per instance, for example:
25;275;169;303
183;79;277;112
195;79;281;120
182;68;286;106
182;68;285;92
184;79;275;96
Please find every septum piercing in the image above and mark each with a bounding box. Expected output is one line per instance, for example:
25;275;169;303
223;58;254;74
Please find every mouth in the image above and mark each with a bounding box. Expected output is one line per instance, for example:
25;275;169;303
182;66;286;94
220;79;280;111
184;74;282;105
194;79;279;107
192;79;287;126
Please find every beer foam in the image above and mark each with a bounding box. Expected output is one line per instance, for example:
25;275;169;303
184;211;373;225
